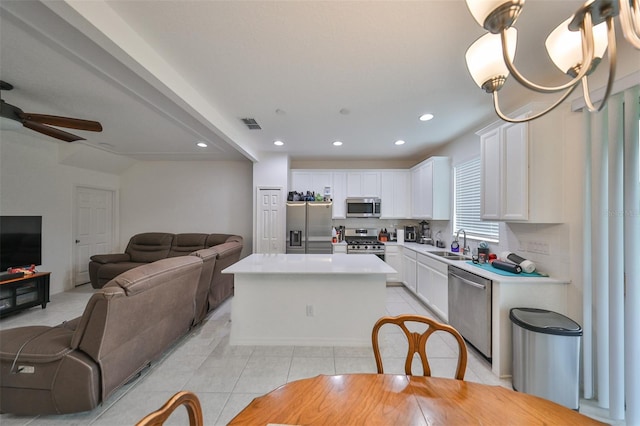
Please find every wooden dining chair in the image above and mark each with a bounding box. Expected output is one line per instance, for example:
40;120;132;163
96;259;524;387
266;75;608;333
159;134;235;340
371;314;468;380
135;391;204;426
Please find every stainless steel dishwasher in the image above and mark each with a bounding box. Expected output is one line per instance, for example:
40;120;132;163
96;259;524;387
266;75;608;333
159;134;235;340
448;265;492;359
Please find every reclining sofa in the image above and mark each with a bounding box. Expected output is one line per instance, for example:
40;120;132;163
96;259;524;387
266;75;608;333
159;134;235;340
89;232;243;318
0;256;204;415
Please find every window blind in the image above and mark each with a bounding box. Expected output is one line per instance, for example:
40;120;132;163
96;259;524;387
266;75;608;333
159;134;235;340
453;157;499;242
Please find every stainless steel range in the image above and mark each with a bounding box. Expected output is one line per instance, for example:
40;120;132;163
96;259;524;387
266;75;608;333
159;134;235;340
344;228;385;260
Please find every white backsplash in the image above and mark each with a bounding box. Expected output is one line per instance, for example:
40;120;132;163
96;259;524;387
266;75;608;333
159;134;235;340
499;222;571;279
428;221;570;280
332;218;570;280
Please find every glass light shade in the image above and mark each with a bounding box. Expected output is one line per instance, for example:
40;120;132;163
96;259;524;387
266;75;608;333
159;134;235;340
465;28;517;89
545;16;608;74
0;116;23;131
465;0;520;27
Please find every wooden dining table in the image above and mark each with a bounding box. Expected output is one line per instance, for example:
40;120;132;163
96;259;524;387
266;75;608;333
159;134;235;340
228;373;605;425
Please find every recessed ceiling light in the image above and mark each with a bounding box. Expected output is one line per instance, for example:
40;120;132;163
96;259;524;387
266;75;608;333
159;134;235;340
395;140;405;145
196;141;208;148
274;140;284;146
333;141;343;146
419;113;434;121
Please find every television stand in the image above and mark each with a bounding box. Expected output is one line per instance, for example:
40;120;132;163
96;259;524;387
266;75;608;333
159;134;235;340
0;272;50;318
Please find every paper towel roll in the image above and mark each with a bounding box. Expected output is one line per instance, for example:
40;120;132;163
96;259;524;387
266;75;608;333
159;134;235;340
397;229;404;244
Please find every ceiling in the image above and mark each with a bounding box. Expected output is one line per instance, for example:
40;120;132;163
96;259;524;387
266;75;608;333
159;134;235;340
0;1;637;164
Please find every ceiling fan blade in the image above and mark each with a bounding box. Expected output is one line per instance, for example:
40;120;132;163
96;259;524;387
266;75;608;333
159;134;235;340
18;112;102;132
22;120;85;142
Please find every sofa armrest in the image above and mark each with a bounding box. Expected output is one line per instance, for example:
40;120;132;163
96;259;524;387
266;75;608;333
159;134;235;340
213;242;242;260
89;253;131;264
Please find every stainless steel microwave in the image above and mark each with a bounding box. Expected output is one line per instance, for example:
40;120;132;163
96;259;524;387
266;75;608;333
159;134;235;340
346;197;381;218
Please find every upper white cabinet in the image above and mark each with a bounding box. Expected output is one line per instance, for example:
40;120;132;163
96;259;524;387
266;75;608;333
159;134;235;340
332;171;347;219
289;170;347;219
347;171;381;197
411;156;451;220
290;171;332;196
380;170;410;219
478;106;564;223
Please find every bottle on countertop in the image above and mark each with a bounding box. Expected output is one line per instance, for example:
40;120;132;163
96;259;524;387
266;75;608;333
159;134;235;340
332;227;338;243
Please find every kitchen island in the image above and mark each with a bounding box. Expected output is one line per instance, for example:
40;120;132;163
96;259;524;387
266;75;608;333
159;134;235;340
223;253;395;346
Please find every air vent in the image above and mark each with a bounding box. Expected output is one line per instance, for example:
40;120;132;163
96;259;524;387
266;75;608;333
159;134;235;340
241;118;261;130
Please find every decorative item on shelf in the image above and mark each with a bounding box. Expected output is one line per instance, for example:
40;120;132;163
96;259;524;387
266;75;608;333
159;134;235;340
463;0;640;123
7;264;37;275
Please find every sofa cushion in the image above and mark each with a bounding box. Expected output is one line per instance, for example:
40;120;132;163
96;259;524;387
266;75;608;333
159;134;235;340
206;233;237;247
168;233;208;257
0;326;74;363
126;233;173;263
96;262;148;282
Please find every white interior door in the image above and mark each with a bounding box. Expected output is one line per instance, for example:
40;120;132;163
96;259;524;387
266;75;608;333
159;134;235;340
74;187;115;285
256;188;283;254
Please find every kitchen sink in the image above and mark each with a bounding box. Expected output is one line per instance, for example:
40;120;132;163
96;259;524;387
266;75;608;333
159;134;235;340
429;251;471;261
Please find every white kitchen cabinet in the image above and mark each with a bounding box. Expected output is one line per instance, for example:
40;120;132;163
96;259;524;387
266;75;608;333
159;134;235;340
416;253;448;322
331;171;347;218
290;170;332;197
410;157;451;220
332;243;347;254
384;244;402;282
402;249;417;294
380;170;410;219
347;171;381;197
478;105;564;223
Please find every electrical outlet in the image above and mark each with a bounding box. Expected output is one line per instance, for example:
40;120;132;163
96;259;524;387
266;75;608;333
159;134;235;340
538;242;550;255
306;304;314;317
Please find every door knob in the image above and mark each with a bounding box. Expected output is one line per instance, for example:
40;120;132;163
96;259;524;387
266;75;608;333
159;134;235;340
75;239;80;243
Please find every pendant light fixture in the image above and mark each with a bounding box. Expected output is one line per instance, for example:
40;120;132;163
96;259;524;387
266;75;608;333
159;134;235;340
464;0;640;123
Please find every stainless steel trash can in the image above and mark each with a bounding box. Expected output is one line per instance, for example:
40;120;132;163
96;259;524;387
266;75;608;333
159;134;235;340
510;307;582;410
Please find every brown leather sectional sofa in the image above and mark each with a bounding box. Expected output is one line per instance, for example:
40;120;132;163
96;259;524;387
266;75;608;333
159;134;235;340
0;233;243;415
88;233;242;287
0;256;205;415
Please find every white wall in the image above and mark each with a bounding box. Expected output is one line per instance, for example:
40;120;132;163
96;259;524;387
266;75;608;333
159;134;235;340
119;160;253;257
0;131;120;294
252;153;289;253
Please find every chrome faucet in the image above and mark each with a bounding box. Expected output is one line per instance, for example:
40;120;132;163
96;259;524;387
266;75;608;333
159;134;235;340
456;228;470;255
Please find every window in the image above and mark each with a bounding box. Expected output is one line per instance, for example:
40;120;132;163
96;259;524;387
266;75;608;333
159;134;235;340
453;157;499;242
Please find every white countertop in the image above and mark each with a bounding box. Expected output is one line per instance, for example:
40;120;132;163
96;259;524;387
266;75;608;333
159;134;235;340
223;253;396;275
398;242;569;285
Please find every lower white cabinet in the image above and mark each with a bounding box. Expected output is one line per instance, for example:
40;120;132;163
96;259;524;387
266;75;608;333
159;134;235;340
402;249;417;293
384;244;402;282
332;243;347;254
416;253;449;322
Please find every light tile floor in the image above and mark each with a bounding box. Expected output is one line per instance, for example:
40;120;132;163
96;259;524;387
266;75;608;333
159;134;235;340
0;284;617;425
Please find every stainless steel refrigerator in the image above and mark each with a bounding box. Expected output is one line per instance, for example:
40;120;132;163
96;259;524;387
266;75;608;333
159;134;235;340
286;201;333;254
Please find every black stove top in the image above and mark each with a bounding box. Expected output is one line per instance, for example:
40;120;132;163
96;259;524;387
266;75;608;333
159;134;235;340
345;238;384;245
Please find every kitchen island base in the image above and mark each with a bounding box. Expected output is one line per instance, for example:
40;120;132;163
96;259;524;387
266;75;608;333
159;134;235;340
224;254;393;346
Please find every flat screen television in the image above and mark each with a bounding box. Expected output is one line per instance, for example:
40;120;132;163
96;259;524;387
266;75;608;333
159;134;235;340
0;216;43;271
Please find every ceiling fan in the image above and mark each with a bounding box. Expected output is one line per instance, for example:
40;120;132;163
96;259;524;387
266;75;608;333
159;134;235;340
0;80;103;142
